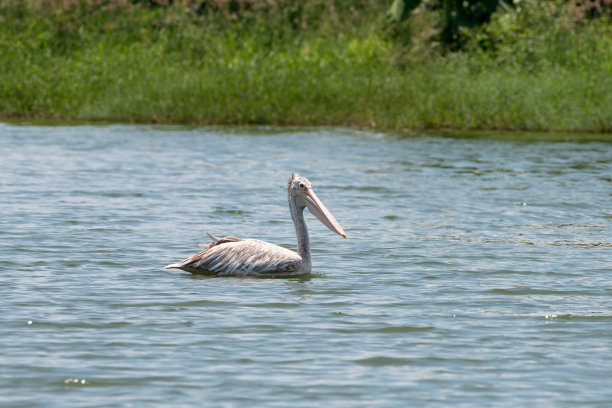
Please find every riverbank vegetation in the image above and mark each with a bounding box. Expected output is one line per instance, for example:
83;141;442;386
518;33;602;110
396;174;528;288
1;0;611;132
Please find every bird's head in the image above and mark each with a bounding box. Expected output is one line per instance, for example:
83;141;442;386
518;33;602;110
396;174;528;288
287;173;346;238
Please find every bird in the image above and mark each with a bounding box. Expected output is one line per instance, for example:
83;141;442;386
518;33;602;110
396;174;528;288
164;173;346;277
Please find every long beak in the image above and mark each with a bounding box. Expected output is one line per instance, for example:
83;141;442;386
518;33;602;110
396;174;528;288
302;189;346;238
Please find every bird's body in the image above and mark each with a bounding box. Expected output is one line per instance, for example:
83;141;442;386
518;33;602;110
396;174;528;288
164;174;345;277
165;236;302;277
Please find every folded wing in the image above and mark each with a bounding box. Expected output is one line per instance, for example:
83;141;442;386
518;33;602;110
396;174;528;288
165;238;302;276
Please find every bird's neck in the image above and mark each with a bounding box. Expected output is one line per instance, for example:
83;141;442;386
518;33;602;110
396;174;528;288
289;196;311;272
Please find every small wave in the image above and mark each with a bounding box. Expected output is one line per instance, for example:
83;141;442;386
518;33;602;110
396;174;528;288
550;240;612;248
489;288;585;296
213;207;249;216
27;321;132;329
544;314;612;321
353;356;413;366
333;325;434;334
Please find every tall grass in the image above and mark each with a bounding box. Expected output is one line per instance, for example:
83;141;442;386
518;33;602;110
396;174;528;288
0;0;611;132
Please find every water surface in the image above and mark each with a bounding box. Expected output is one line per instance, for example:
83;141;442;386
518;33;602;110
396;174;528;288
1;124;611;407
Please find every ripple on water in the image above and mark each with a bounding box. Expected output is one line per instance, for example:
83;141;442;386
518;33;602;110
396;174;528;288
0;125;611;407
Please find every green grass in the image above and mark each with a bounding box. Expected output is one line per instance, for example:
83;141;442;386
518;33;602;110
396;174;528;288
1;0;611;133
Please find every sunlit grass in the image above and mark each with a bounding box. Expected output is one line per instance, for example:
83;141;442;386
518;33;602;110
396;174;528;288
0;1;611;133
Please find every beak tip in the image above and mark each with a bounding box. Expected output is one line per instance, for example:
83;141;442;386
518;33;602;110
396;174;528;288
342;233;347;239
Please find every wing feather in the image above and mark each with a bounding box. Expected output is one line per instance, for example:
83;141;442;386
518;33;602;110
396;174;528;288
165;239;302;276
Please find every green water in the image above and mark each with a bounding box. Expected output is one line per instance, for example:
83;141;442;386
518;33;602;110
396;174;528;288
1;124;610;406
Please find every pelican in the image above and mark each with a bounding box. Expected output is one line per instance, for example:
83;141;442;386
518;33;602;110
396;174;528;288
164;173;346;277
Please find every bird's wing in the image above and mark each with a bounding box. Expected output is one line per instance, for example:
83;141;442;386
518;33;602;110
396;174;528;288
166;239;301;276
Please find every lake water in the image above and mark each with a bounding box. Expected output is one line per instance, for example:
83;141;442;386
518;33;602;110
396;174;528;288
1;124;611;407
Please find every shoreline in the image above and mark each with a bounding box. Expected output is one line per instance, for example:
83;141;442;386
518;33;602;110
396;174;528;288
3;118;610;142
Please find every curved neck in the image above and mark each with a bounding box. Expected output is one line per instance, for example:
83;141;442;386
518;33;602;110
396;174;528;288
289;195;311;272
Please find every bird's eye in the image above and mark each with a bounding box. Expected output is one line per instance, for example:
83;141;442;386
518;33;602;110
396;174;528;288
298;182;305;189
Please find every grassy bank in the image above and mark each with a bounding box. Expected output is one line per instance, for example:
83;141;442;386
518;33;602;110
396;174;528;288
1;1;612;132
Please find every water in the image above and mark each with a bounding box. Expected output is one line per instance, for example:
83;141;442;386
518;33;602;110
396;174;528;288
1;124;611;407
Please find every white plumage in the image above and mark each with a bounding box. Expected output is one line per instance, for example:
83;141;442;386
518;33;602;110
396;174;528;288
166;239;301;276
